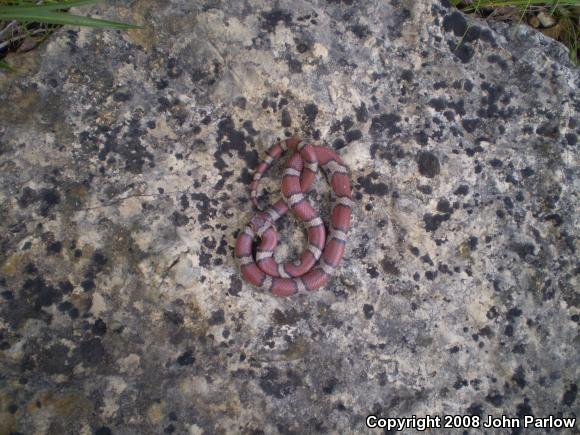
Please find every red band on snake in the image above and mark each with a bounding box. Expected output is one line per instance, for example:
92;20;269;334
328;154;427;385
235;137;353;297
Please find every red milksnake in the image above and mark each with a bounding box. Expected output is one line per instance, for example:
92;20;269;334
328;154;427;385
235;137;353;297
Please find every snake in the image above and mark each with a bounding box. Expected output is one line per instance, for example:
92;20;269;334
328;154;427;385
235;137;353;297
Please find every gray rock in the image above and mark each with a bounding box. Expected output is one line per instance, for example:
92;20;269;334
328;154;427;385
0;0;578;433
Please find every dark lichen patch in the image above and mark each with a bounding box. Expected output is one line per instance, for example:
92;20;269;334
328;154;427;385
171;211;189;227
208;309;225;326
412;132;427;148
164;309;184;326
448;40;475;63
436;199;452;214
177;350;195;366
518;167;534;178
565;133;577;146
46;241;63;255
202;236;217;250
333;138;346;150
509;242;535;259
242;120;259;136
328;119;341;134
536;121;560;139
506;307;522;322
467;236;478;251
304;103;318;124
369;143;403;164
345;129;362;143
486;306;498;320
461;118;480;133
295;39;310;53
428;98;447;112
423;213;450;232
341;116;354;132
95;118;155;174
259;367;301;399
353;234;370;260
425;270;437;280
37;343;72;375
77;338;105;366
401;69;414;82
198;251;212;268
387;8;411;38
434;80;447;90
516;401;533;418
81;278;95;292
421;254;434;266
113;91;132;102
348;24;372;39
90;318;107;336
437;263;453;276
460;25;488;44
357;173;388;196
167;57;182;79
512;366;527;388
214;116;250;170
354;102;369;123
380;257;400;276
286;56;302;73
448;100;466;116
485;391;504;407
465;403;484;417
272;308;305;325
442;11;467;37
281;109;292;127
363;304;374;319
179;194;190;210
562;384;577;406
453;378;468;389
322;377;338;395
260;9;293;33
370;113;401;136
1;290;14;300
477;83;514;119
489;158;503;168
416;152;440;178
487;54;508;71
366;265;379;278
57;301;79;319
504;324;514;336
17;276;62;317
33;188;61;216
18;186;38;208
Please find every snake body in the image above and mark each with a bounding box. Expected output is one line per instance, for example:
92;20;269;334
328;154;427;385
235;137;353;297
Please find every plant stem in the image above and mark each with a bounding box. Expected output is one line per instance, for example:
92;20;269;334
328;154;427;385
0;26;46;50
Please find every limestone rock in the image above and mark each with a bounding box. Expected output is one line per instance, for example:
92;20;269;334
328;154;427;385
0;0;578;433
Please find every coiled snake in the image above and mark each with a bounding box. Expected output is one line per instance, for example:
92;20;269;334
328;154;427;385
235;137;353;297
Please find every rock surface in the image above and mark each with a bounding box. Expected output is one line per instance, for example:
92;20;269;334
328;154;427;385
0;0;578;433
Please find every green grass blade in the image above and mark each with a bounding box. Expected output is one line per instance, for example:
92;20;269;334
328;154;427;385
0;0;101;11
0;10;139;29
